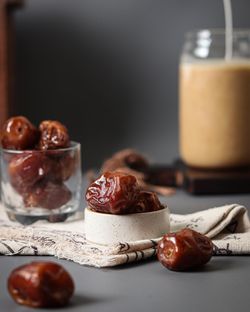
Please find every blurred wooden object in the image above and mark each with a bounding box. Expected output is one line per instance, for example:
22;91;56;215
0;0;23;127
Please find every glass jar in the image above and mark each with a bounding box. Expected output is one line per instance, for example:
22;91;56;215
179;29;250;169
0;142;82;224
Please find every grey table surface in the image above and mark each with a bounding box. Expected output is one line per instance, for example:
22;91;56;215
1;190;250;312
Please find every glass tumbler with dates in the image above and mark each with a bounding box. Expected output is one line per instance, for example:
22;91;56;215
0;116;81;224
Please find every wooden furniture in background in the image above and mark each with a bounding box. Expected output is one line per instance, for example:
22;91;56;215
0;0;23;128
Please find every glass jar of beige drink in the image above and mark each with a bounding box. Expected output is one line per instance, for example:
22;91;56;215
179;30;250;169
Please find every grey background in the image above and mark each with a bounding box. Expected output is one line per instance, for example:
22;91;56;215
12;0;250;170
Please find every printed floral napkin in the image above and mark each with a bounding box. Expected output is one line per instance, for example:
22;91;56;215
0;204;249;267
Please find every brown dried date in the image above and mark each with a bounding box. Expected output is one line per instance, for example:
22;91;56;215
8;261;74;308
132;191;163;213
48;153;77;182
124;151;149;172
24;182;72;209
8;152;51;194
101;149;149;173
86;171;140;214
1;116;39;150
38;120;70;150
157;228;213;271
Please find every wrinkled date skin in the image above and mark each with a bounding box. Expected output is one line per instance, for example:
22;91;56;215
1;116;39;150
8;261;74;308
157;229;213;271
8;152;51;194
132;191;163;213
24;182;72;210
48;152;77;183
39;120;70;150
86;171;140;214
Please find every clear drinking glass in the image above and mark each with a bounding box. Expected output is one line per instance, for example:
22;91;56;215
179;29;250;169
0;142;81;224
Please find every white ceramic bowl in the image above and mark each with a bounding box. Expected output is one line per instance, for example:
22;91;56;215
84;206;170;245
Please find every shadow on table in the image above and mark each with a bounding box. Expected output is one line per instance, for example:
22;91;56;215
166;257;247;274
108;256;249;273
70;294;116;308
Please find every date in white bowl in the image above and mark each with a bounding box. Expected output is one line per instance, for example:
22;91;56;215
84;206;170;245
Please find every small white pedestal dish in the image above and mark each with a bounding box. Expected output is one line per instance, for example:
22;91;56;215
84;206;170;245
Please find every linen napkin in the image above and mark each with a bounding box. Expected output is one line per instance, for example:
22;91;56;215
0;203;250;268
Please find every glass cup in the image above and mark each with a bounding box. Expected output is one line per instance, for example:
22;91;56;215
179;29;250;169
0;141;81;224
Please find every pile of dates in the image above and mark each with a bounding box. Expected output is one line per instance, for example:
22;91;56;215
0;116;77;209
86;171;164;214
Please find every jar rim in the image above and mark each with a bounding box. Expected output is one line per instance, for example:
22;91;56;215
186;28;250;38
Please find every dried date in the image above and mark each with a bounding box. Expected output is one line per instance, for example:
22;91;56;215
24;182;72;210
8;261;74;308
38;120;69;150
48;152;77;182
1;116;39;150
157;228;213;271
86;171;140;214
132;191;163;213
8;152;51;194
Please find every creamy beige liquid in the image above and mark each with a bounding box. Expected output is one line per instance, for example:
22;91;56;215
179;60;250;168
